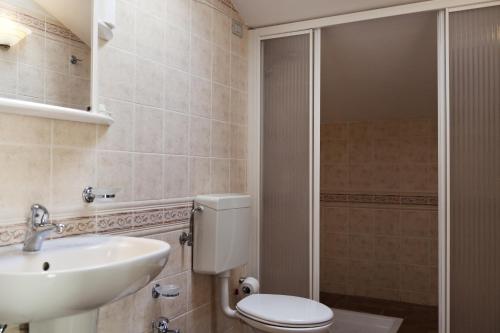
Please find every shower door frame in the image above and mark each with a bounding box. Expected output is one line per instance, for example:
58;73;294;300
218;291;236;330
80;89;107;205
248;1;498;332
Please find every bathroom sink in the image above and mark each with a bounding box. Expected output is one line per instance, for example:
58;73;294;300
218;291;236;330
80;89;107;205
0;235;170;326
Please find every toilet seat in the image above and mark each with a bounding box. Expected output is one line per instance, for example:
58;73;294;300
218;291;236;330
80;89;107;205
236;294;334;332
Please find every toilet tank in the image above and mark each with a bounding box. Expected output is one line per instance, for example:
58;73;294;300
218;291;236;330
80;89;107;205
193;194;251;274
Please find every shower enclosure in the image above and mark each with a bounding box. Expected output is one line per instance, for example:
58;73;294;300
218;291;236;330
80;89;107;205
248;2;500;332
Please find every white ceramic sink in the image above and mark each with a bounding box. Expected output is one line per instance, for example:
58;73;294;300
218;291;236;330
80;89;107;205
0;235;170;330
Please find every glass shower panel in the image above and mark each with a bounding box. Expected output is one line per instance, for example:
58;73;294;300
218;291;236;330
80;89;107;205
449;5;500;332
261;33;311;298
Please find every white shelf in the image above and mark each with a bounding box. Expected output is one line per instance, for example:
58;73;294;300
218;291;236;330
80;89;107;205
0;97;114;125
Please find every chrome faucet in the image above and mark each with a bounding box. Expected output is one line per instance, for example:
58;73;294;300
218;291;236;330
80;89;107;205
23;204;65;252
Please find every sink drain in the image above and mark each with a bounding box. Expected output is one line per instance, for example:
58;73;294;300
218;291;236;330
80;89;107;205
42;262;50;271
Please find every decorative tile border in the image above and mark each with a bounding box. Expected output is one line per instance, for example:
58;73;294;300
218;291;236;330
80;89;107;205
0;4;85;44
0;202;192;247
320;192;438;206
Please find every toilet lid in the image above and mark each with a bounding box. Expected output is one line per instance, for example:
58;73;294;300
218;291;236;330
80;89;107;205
236;294;333;327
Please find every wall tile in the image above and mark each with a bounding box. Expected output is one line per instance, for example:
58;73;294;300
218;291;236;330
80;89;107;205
164;155;189;198
213;11;230;49
0;145;50;218
213;83;230;121
191;76;212;118
0;61;17;94
190;157;211;194
191;0;213;41
135;59;164;108
52;147;95;208
230;88;247;125
108;0;136;53
134;105;163;153
136;13;165;63
0;113;50;145
213;46;230;85
230;54;247;91
134;153;163;201
97;151;133;202
18;64;44;98
44;39;69;73
97;98;134;151
191;36;212;80
99;46;135;101
229;159;246;193
165;67;189;113
165;23;190;71
166;0;190;31
211;120;230;158
53;120;96;148
190;116;211;156
18;33;44;67
211;158;230;193
164;111;189;154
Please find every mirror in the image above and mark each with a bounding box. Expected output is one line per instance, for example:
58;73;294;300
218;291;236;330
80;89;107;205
0;0;92;111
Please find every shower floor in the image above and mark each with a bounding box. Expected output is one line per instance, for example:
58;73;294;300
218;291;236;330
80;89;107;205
321;292;438;333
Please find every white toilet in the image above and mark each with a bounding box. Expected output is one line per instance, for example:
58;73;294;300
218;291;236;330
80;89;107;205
192;194;334;333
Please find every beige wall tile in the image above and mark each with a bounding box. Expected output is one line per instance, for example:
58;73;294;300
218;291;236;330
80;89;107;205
18;33;44;67
52;147;95;208
164;155;189;198
190;116;211;157
18;64;44;98
165;23;190;71
0;113;51;145
166;0;190;30
97;151;133;202
213;83;230;121
97;98;134;151
135;59;164;108
108;0;136;53
211;158;230;193
0;145;50;218
44;39;69;74
230;89;247;125
229;159;246;193
164;111;189;154
188;272;213;310
190;76;212;118
99;46;135;101
136;13;165;63
191;36;212;80
213;46;230;85
53;120;96;148
211;120;230;158
165;67;189;113
230;54;247;91
190;157;211;194
134;153;163;200
134;105;163;153
213;11;230;50
191;0;213;41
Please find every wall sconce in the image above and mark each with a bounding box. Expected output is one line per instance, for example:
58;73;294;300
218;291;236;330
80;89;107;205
0;16;31;49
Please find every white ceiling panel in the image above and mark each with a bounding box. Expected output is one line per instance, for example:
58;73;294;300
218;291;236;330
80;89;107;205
232;0;428;28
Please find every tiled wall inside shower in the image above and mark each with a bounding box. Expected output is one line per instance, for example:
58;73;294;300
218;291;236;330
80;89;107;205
320;118;438;306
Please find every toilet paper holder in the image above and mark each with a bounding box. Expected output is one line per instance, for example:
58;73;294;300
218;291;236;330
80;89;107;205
239;276;260;295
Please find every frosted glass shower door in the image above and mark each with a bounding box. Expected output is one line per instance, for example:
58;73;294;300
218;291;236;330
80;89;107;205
449;5;500;332
260;32;313;298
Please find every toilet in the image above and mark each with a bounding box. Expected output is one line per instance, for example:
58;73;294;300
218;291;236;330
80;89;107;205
192;194;334;333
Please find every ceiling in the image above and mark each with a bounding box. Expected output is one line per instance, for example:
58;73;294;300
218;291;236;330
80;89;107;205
232;0;427;28
321;12;437;123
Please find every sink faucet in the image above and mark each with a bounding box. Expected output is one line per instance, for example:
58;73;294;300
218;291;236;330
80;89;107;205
23;204;65;252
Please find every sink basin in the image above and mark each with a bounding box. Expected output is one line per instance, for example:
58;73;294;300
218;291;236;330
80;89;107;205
0;235;170;327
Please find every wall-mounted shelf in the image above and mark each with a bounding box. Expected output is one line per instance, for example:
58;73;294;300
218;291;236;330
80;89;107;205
0;97;114;125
